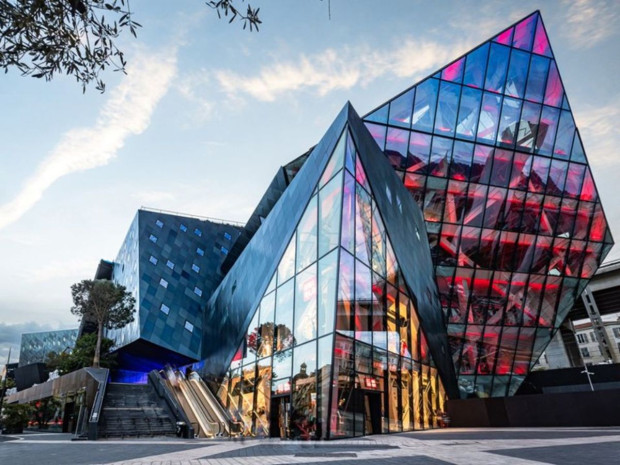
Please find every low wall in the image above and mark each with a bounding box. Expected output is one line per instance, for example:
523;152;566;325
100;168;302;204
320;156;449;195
5;368;107;407
446;388;620;427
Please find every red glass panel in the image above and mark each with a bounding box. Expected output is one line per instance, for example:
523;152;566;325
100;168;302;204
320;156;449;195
469;269;493;324
537;276;561;327
582;242;603;278
589;203;606;242
573;201;595;240
529;156;550;193
460;325;483;374
530;235;552;274
496;231;518;270
579;168;597;202
557;197;578;238
539;195;560;236
448;267;474;324
523;275;545;326
565;240;586;277
496;328;518;374
462;184;488;228
564;163;586;199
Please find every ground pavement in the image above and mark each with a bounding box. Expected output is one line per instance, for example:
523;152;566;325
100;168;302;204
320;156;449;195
0;427;619;465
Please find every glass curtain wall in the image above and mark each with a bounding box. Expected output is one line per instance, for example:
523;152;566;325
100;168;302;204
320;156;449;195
363;11;613;397
218;126;446;439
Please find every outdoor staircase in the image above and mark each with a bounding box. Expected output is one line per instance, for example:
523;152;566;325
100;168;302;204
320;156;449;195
99;383;178;438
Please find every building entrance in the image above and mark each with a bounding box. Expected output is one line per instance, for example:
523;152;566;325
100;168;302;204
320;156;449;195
362;391;382;435
269;395;290;439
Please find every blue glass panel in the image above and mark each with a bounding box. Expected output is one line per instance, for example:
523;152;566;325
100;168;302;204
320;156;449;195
525;55;549;103
318;249;338;337
365;103;389;124
505;49;530;99
471;145;494;184
407;132;432;174
477;92;502;143
538;106;560;155
412;78;439;133
463;43;489;89
442;57;465;83
275;279;294;351
345;131;356;174
355;185;372;266
296;195;317;273
484;43;510;93
512;14;536;51
456;86;482;141
385;127;410;169
364;122;387;151
319;172;343;257
429;136;453;178
449;141;474;181
553;110;575;159
497;97;522;148
517;101;541;151
570;133;586;163
388;88;415;129
434;81;461;137
295;264;317;344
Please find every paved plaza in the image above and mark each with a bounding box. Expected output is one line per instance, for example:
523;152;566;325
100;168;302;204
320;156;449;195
0;428;619;465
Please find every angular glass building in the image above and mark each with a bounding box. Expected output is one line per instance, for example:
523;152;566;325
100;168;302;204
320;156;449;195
362;11;612;398
91;11;612;438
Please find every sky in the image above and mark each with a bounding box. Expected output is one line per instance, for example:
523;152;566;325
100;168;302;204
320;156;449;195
1;0;619;369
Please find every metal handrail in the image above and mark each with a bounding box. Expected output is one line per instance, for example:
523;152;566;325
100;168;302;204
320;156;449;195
87;368;109;440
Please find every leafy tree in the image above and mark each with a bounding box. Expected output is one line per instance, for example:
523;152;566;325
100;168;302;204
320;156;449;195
1;403;33;433
70;279;135;368
46;333;117;374
0;0;261;92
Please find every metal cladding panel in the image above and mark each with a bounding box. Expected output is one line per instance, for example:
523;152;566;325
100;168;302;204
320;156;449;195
347;105;458;398
109;209;241;362
203;104;351;375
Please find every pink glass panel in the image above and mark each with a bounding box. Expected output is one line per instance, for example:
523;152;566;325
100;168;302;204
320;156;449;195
544;62;563;107
589;203;607;242
441;57;465;83
494;27;514;45
532;17;552;57
512;15;536;51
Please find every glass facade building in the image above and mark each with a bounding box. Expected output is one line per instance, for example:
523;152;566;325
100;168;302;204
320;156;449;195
207;104;455;439
361;11;613;398
18;329;78;367
86;11;612;437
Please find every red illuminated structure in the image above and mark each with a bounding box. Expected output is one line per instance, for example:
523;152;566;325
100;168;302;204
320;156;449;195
363;11;613;397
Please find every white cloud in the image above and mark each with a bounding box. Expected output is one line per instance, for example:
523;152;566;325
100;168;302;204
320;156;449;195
561;0;619;48
0;48;178;230
21;257;95;284
176;70;214;120
574;99;620;165
213;38;467;102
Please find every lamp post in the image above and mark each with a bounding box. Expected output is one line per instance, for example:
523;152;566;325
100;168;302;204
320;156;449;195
581;366;595;392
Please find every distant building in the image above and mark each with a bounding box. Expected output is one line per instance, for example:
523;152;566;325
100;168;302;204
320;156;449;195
18;329;78;367
573;315;620;364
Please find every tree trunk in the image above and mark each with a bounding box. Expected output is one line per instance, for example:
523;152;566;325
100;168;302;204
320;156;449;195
93;323;103;368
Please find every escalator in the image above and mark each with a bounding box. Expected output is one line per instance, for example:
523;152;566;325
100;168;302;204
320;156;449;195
161;368;243;438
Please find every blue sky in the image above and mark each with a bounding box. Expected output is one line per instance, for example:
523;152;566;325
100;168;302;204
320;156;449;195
1;0;618;367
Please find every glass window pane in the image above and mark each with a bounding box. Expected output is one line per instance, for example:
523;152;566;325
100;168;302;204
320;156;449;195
484;43;509;93
477;92;502;143
412;78;439;132
525;55;549;103
388;88;415;128
434;80;461;136
538;106;560;155
407;132;432;174
456;87;482;141
318;249;338;337
497;97;522;147
355;185;372;265
463;43;489;88
505;49;530;98
385;127;410;169
336;249;355;334
319;172;343;257
341;172;355;254
517;101;541;151
355;260;373;345
295;264;317;345
275;279;295;351
320;130;346;187
278;236;296;285
553;110;575;159
429;136;452;177
296;195;317;272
